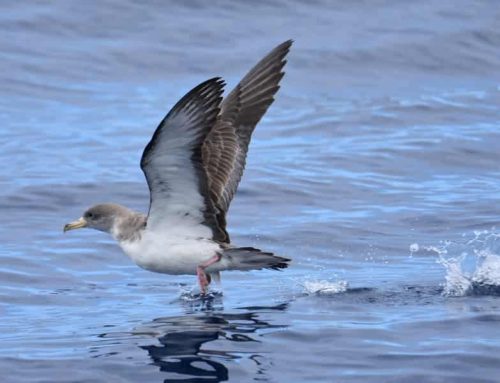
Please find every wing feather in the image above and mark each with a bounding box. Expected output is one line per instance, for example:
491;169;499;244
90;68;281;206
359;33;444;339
202;40;293;242
141;78;227;241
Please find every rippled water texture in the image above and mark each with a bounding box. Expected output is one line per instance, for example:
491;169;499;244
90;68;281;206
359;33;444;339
1;1;500;382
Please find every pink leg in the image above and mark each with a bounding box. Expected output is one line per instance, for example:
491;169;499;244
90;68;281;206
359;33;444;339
196;254;221;294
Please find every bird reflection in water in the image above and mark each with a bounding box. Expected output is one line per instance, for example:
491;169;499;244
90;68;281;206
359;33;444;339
127;300;288;382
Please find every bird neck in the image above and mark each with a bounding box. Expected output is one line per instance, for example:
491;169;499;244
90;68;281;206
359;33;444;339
111;209;147;242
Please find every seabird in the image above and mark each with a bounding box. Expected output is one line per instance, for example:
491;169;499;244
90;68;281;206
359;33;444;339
64;40;292;294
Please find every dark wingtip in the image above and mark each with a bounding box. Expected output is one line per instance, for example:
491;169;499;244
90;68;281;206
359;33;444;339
270;39;293;63
173;76;226;113
282;39;294;49
276;39;293;57
182;77;226;108
141;76;226;169
198;76;226;91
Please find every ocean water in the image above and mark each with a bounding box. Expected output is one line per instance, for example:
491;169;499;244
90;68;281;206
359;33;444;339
1;1;500;382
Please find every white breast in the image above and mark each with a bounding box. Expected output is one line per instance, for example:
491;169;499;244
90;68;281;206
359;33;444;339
118;225;222;275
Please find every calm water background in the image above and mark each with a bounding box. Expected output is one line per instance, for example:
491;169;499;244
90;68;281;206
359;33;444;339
1;1;500;382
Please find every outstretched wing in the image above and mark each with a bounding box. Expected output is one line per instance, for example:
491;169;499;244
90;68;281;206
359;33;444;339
202;40;293;241
141;78;228;241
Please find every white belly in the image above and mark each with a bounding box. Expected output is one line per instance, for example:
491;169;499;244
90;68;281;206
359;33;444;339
119;229;223;275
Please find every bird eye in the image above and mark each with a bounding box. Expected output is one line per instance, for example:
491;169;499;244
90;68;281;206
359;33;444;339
86;212;93;219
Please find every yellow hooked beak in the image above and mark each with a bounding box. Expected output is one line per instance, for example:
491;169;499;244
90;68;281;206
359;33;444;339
63;217;87;232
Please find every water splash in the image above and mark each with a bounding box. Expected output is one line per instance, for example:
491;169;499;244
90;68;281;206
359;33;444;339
412;229;500;296
177;284;223;302
302;280;349;296
470;249;500;295
409;243;419;256
438;252;472;296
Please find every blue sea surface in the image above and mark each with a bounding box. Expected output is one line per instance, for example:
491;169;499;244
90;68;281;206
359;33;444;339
1;1;500;382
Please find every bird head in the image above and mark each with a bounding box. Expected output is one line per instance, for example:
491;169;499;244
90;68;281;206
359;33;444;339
64;203;126;234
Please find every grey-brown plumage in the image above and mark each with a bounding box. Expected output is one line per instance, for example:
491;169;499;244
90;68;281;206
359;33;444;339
72;204;146;242
203;40;293;242
64;41;293;292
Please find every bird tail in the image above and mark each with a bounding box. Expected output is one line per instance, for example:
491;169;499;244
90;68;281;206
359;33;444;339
223;247;290;271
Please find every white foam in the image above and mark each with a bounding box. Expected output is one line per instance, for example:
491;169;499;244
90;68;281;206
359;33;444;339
472;250;500;286
409;243;419;253
438;253;472;296
433;229;500;296
303;280;349;295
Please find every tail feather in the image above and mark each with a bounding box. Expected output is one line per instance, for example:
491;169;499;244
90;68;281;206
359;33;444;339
223;247;290;271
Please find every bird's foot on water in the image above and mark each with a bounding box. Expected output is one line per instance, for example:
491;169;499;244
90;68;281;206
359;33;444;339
196;266;210;295
195;254;221;295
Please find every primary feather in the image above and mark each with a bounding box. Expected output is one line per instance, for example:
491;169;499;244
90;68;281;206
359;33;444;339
203;40;293;243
